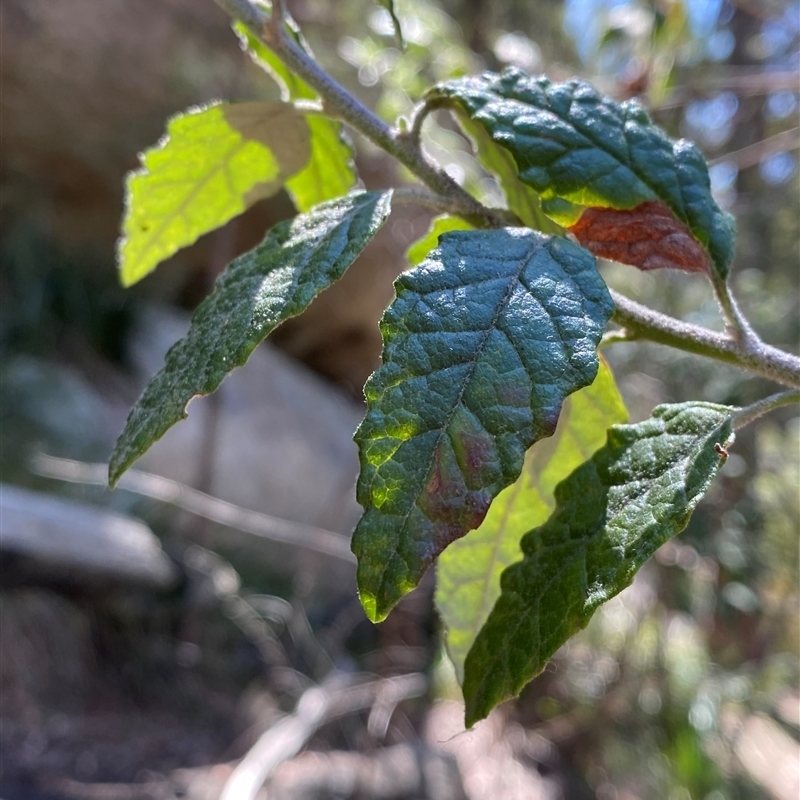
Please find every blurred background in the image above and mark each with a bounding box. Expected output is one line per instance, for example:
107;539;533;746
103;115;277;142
1;0;798;798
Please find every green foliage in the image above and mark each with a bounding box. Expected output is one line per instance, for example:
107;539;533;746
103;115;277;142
235;25;357;211
118;102;311;286
109;191;392;484
351;228;613;621
108;6;798;730
405;215;473;266
455;112;561;234
436;359;627;680
462;402;734;725
430;69;735;277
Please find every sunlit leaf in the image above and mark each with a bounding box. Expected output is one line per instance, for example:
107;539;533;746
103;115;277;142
235;23;357;210
352;228;613;621
118;102;311;287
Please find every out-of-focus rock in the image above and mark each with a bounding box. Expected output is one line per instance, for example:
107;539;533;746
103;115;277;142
129;305;365;541
0;483;178;590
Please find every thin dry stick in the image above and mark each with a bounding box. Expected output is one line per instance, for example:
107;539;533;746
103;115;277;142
709;127;800;170
31;453;356;563
220;673;427;800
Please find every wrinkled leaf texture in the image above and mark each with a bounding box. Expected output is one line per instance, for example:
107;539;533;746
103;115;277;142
430;69;735;277
463;401;733;725
352;227;614;621
109;191;392;485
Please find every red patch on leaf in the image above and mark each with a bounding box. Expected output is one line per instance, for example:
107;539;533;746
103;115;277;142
568;200;710;274
420;440;492;548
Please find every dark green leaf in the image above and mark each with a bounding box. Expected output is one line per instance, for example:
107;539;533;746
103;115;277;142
436;359;627;680
352;228;613;621
455;112;561;234
463;401;734;725
109;191;392;485
235;24;357;211
118;101;311;286
430;69;735;277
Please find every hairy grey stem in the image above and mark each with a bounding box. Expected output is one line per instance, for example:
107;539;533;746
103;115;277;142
211;0;800;393
610;291;800;388
734;389;800;430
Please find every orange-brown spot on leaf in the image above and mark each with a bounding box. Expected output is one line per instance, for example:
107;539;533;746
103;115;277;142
568;200;710;274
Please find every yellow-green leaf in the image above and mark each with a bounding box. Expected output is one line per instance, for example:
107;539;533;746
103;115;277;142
119;101;311;287
436;359;627;681
405;215;473;266
235;23;357;211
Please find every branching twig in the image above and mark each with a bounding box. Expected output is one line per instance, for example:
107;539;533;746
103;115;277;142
710;269;759;346
609;291;800;388
221;673;427;800
31;453;356;563
734;389;800;430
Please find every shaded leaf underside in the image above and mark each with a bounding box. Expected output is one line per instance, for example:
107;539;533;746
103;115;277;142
352;228;614;621
235;23;357;211
436;359;627;680
455;111;561;234
109;191;392;485
430;68;735;277
463;401;734;725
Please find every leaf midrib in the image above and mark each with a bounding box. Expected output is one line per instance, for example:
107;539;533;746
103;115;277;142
379;238;547;593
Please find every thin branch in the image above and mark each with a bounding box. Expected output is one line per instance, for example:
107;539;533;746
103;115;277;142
710;269;759;345
734;389;800;430
391;186;467;216
709;127;800;171
31;453;356;563
404;96;451;146
392;186;518;224
654;74;800;111
609;290;800;388
221;673;427;800
212;0;503;228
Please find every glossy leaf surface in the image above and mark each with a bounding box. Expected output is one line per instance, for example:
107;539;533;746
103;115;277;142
436;360;627;680
431;69;735;277
110;191;392;485
352;228;614;621
455;112;561;234
119;102;311;286
463;402;734;725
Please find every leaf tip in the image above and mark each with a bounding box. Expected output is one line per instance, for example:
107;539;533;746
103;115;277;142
358;589;388;623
